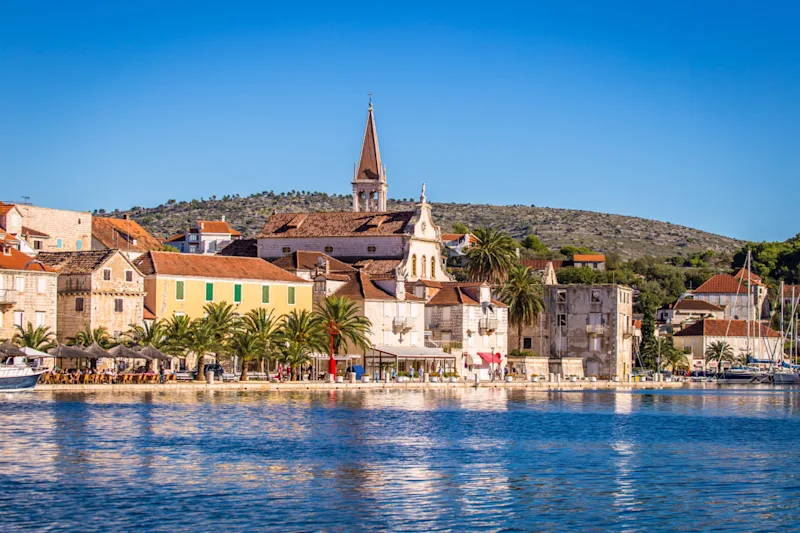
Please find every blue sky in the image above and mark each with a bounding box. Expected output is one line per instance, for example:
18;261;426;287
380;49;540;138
1;1;798;242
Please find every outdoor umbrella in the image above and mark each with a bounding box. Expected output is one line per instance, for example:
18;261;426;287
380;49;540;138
138;345;171;362
0;341;26;358
19;346;51;358
48;344;97;359
84;342;112;360
109;344;147;360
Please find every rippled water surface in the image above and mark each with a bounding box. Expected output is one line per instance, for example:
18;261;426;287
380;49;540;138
2;387;800;532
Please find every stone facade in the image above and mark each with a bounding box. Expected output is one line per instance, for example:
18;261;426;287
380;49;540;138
49;251;145;342
14;204;92;252
547;284;634;379
0;267;58;340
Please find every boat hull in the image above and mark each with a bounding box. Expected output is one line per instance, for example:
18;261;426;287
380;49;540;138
0;372;42;392
717;372;770;385
772;373;800;385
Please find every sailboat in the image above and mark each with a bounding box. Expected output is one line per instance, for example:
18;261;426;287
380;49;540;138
771;283;800;384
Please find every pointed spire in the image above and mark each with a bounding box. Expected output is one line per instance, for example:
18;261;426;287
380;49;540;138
356;101;383;182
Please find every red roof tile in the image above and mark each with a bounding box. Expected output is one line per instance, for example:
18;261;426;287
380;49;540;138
258;211;414;238
133;251;307;283
92;217;163;252
674;319;780;338
694;274;750;294
0;202;17;216
573;254;605;262
218;239;258;257
521;259;565;271
197;220;241;236
37;250;121;274
0;246;55;272
732;267;764;286
272;251;355;272
673;299;725;312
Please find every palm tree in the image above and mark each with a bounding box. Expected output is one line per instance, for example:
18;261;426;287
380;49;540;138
229;329;265;381
277;340;314;381
163;314;193;357
204;302;237;368
314;296;372;356
641;336;683;371
12;323;56;351
241;308;282;374
664;349;690;373
124;319;168;349
705;340;735;371
464;227;519;285
68;325;114;348
499;265;545;352
278;309;326;378
187;318;220;382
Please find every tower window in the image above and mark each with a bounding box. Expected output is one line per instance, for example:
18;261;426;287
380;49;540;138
324;246;334;253
282;247;291;253
411;255;417;277
367;245;376;253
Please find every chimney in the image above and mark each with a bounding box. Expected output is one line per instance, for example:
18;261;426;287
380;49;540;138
221;215;225;222
479;284;490;304
394;266;406;300
325;259;330;276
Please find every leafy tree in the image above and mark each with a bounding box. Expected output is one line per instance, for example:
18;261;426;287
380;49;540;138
12;323;56;351
498;265;545;351
520;235;548;254
557;267;600;285
465;227;519;285
452;222;470;234
559;245;594;258
159;244;180;253
68;325;114;348
314;296;372;355
640;336;684;371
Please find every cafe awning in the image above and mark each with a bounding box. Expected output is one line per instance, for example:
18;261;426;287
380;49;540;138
368;346;455;359
478;352;502;364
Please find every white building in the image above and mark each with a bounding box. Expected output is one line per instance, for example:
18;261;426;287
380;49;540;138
673;319;782;370
690;269;768;320
166;218;243;254
657;298;725;332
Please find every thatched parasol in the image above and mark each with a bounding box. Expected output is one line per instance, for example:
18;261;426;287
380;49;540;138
0;341;27;357
84;342;112;360
48;344;96;359
138;345;171;362
109;344;149;360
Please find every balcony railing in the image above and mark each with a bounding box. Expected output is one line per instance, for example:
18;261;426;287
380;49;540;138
622;325;633;338
586;324;605;335
478;318;498;333
0;289;18;306
393;316;413;331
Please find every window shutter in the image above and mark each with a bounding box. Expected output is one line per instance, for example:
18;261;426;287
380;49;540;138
206;283;214;301
288;286;296;305
262;285;270;304
234;284;242;303
176;281;184;300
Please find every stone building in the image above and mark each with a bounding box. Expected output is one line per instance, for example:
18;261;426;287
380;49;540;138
0;241;58;340
656;298;725;333
37;250;145;342
689;269;768;320
255;103;451;283
0;202;91;253
413;281;509;380
547;284;634;379
673;319;781;371
92;216;164;260
165;218;243;254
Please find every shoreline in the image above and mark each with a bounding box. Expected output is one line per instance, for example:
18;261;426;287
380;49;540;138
32;380;687;393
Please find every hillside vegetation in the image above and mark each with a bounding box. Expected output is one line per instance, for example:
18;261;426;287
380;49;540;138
99;190;742;259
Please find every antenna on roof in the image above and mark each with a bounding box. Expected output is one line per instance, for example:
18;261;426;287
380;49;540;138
21;196;31;205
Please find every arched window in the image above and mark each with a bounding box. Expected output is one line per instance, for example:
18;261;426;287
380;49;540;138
421;256;427;278
431;256;436;278
411;254;417;277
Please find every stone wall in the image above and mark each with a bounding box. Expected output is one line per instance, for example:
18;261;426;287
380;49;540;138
258;236;405;260
0;269;58;340
16;205;92;252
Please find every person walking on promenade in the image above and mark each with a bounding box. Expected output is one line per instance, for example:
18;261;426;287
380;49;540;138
159;364;165;384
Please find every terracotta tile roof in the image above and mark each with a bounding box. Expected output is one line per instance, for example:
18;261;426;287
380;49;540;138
21;226;49;238
0;246;55;272
674;319;780;338
197;220;241;236
521;259;565;271
633;319;642;329
694;274;750;294
782;285;800;299
333;271;423;301
322;272;352;282
426;283;507;307
258;211;414;238
37;250;119;274
573;254;606;262
143;305;156;321
92;217;163;252
218;239;259;257
272;251;355;272
133;251;307;283
165;233;186;243
0;202;17;216
441;233;466;242
673;299;725;312
352;258;402;276
356;104;383;182
732;267;764;286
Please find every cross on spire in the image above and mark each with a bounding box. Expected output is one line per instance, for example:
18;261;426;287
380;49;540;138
367;90;374;108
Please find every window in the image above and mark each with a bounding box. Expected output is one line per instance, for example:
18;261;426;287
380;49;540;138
174;311;185;317
125;270;134;282
189;245;198;253
176;281;185;301
367;245;377;253
557;314;567;327
261;285;270;304
37;278;47;294
523;337;533;350
35;311;45;328
591;290;601;303
590;337;601;352
234;284;242;303
76;239;82;250
442;308;451;322
557;290;567;303
189;234;199;242
431;257;436;278
288;286;296;305
114;299;124;313
383;302;392;317
324;246;334;253
14;311;24;328
411;254;417;277
15;277;24;292
410;303;419;317
383;330;392;344
282;247;291;254
410;331;419;346
33;240;42;250
75;298;84;312
56;238;63;249
205;283;214;301
421;256;427;278
103;269;112;281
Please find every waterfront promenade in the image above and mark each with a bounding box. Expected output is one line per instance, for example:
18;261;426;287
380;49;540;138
35;379;685;392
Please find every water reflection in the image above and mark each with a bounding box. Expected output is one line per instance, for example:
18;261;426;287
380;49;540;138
1;388;800;532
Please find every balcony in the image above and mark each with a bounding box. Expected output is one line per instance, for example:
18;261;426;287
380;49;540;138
622;325;633;338
0;289;18;307
393;316;413;331
478;318;498;334
586;324;605;336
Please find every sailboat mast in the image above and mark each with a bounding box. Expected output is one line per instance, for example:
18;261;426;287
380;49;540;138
746;251;752;359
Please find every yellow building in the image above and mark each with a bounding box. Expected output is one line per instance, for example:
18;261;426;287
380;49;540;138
134;251;312;321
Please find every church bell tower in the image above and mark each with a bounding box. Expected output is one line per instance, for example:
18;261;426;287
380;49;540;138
352;100;388;212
